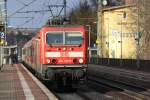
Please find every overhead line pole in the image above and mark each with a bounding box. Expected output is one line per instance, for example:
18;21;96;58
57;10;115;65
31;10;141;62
97;0;103;59
17;18;34;27
4;0;7;46
64;0;67;18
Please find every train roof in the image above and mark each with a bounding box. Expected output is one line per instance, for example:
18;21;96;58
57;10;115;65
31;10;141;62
43;24;84;28
29;24;86;40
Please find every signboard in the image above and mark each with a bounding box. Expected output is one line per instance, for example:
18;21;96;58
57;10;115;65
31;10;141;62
0;32;5;39
0;32;5;45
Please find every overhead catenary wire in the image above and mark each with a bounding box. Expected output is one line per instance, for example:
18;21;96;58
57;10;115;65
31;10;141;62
9;0;39;17
36;0;51;27
70;0;79;9
9;0;79;28
17;0;64;25
8;17;34;19
17;9;52;13
11;0;52;28
15;0;27;6
17;17;34;28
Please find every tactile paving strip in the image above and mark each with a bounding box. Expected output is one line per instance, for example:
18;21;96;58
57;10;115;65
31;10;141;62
0;64;58;100
17;64;49;100
0;64;25;100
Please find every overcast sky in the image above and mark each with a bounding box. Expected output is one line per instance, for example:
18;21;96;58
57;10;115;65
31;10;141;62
7;0;80;28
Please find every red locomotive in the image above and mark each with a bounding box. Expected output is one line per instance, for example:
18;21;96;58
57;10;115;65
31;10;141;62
22;22;88;87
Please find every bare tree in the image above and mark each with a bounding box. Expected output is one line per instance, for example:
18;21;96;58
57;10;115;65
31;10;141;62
69;0;97;46
137;0;150;59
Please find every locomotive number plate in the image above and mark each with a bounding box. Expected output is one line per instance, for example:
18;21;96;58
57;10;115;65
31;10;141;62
60;52;69;57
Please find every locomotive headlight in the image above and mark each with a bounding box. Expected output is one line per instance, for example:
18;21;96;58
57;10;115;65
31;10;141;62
79;58;83;64
63;47;66;51
46;59;51;63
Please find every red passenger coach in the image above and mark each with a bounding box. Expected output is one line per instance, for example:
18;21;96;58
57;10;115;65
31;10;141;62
22;24;88;87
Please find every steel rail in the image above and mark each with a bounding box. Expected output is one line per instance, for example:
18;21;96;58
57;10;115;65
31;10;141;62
88;76;150;100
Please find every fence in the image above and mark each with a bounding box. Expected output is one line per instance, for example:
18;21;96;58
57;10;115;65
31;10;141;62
89;57;150;71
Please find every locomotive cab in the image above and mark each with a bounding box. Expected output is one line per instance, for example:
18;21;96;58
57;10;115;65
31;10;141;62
22;25;88;88
42;26;87;86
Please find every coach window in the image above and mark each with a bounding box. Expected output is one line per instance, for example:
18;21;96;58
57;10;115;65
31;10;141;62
31;47;34;56
65;32;83;45
23;49;25;55
46;32;63;45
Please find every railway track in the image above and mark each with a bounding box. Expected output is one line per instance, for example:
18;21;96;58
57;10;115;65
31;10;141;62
76;85;114;100
56;92;86;100
88;76;150;100
24;63;150;100
48;85;114;100
88;65;150;89
43;80;114;100
24;63;112;100
106;67;150;84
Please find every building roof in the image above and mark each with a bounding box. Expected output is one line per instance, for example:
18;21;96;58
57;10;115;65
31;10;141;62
101;4;136;12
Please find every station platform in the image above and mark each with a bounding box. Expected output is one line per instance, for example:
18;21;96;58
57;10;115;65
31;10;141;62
0;64;58;100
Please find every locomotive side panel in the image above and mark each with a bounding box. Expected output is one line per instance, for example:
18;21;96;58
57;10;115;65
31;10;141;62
32;38;41;74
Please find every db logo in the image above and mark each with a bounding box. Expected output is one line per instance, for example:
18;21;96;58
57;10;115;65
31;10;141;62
61;52;68;57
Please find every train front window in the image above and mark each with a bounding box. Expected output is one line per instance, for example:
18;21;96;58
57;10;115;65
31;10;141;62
46;32;83;45
65;32;83;45
46;33;63;45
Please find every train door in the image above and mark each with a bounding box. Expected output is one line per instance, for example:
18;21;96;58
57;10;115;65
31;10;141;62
36;40;40;73
33;42;37;70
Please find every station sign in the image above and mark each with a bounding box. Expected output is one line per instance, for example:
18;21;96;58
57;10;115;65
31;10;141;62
0;32;5;45
96;39;101;44
0;32;5;39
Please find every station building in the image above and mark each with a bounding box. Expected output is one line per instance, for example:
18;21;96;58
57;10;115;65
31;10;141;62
97;0;150;60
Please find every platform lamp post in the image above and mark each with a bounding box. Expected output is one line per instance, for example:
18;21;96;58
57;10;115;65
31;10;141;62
4;0;7;46
117;13;123;67
0;0;7;68
135;0;141;69
97;0;105;64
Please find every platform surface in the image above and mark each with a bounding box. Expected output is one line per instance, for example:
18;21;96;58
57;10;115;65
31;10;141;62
0;64;58;100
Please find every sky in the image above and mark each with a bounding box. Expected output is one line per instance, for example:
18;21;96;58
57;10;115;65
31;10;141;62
7;0;80;28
